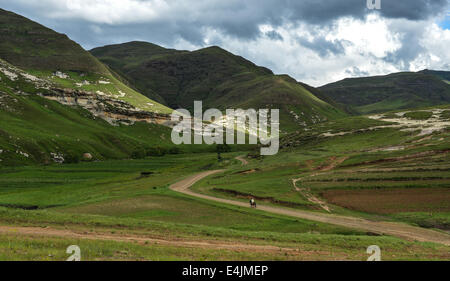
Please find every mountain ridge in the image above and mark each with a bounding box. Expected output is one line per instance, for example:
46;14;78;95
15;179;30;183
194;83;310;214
0;8;107;74
319;70;450;114
91;41;347;132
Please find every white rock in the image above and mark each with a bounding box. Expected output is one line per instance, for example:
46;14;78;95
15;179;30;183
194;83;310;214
0;67;18;80
21;73;39;82
82;153;93;160
54;71;68;79
75;80;90;87
50;152;65;163
16;150;29;158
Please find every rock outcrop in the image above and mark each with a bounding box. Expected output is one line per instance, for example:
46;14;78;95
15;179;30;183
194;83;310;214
39;88;173;126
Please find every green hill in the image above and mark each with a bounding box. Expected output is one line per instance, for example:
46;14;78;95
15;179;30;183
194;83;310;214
0;58;218;166
0;9;170;114
319;71;450;114
0;9;186;165
91;42;346;132
419;70;450;84
0;8;107;74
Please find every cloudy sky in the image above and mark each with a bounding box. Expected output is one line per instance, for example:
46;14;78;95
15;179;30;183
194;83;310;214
1;0;449;86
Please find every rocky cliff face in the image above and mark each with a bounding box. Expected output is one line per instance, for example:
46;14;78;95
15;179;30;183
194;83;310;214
39;88;173;126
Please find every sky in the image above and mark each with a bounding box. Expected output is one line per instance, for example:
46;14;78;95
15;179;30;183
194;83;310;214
1;0;449;86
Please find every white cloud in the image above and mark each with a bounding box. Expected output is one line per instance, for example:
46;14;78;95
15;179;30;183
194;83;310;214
39;0;168;24
414;23;450;70
176;14;450;86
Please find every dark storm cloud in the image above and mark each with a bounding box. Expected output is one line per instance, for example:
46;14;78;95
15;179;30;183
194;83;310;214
345;66;370;77
383;30;426;69
1;0;449;85
264;31;283;41
296;37;349;57
381;20;429;70
207;0;449;39
60;22;207;50
0;0;448;47
194;0;449;40
379;0;449;21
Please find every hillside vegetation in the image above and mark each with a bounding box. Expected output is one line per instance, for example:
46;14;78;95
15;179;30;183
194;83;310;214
91;42;347;132
0;9;107;74
0;61;195;166
0;10;207;165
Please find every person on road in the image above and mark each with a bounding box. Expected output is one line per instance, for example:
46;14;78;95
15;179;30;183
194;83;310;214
250;198;256;208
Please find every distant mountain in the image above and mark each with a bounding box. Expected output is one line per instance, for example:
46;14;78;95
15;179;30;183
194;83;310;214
319;71;450;114
91;42;346;132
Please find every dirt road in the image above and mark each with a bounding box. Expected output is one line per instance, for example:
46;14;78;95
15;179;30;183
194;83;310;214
170;170;450;246
291;157;348;212
235;155;249;166
0;225;298;253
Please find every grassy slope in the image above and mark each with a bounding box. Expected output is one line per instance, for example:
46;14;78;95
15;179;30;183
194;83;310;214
0;9;106;74
91;42;346;132
319;72;450;114
0;9;170;113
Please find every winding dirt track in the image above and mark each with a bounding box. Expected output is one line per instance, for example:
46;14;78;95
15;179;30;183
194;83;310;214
235;155;249;166
170;170;450;246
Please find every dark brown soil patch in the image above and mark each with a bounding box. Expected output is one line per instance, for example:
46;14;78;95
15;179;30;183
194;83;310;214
322;188;450;214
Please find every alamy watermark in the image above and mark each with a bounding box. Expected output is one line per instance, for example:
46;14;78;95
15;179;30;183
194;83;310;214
66;245;81;261
367;0;381;10
367;245;381;261
171;101;279;155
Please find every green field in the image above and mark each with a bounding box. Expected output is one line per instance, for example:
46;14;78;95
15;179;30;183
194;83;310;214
0;153;449;260
0;154;359;235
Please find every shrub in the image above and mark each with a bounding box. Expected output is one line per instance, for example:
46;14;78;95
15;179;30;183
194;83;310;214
131;149;146;159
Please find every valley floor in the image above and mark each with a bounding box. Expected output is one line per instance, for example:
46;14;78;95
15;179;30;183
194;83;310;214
1;107;450;261
0;152;449;261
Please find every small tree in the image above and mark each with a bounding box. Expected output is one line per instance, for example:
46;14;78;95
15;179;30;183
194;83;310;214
216;144;231;161
64;151;80;164
131;148;146;159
